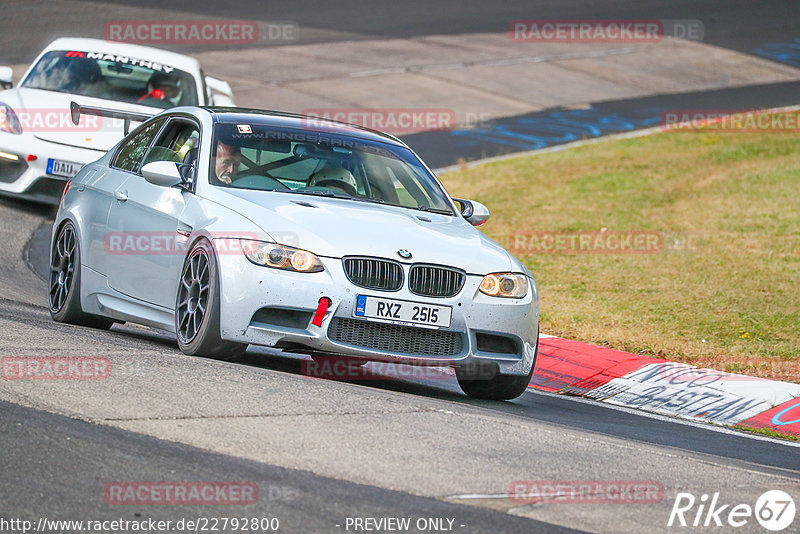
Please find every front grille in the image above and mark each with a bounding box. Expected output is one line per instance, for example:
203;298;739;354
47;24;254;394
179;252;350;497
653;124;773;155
408;264;465;297
343;257;403;291
329;318;464;357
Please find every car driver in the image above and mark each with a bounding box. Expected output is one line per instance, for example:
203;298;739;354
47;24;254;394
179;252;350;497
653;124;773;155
214;141;242;184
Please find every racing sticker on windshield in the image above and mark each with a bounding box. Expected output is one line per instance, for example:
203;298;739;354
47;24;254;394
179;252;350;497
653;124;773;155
84;52;175;73
237;124;252;134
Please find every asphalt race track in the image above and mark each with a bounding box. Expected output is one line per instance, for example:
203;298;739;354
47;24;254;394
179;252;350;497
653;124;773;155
1;2;800;533
1;400;579;534
4;0;799;61
406;79;800;168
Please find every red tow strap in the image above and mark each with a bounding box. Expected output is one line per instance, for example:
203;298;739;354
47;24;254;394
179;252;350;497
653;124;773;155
312;297;331;327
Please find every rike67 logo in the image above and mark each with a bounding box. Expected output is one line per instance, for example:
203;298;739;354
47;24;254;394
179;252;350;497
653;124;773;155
668;490;795;531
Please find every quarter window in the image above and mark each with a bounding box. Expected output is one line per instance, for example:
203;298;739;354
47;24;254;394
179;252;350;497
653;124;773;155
112;118;166;172
143;120;200;168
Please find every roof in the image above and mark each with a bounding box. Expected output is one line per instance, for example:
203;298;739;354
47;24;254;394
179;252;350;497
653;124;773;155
204;107;406;147
42;37;202;74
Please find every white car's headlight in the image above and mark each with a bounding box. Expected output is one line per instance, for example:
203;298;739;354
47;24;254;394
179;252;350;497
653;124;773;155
479;273;529;298
241;240;324;273
0;103;22;135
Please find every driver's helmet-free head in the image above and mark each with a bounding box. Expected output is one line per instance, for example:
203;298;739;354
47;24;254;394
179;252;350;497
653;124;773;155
308;164;358;192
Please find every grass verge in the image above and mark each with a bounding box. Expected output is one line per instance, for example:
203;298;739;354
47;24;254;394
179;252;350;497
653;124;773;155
440;114;800;382
732;424;799;441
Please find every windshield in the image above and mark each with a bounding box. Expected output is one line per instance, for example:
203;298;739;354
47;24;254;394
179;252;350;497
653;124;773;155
21;50;198;108
209;122;455;215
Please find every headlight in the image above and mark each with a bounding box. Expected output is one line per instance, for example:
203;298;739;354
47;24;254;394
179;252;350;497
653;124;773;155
479;273;529;298
0;103;22;135
241;240;324;273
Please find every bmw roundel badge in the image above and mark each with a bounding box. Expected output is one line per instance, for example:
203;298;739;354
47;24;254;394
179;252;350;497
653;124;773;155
397;249;412;259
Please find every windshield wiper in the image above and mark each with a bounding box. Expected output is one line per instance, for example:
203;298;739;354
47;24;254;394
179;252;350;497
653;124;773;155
414;205;454;216
351;197;385;205
240;189;449;215
290;189;354;200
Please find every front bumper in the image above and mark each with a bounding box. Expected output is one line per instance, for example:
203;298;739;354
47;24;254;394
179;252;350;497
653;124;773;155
0;133;103;204
215;240;539;376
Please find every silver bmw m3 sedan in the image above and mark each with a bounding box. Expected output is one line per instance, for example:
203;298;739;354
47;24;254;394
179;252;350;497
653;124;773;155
50;105;539;400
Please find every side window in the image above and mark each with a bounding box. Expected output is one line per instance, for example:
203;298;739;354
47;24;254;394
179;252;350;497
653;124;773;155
143;120;200;169
112;118;166;172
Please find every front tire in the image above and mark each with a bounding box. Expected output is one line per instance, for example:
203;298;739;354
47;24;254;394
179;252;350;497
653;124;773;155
175;239;246;361
49;222;113;329
456;334;538;400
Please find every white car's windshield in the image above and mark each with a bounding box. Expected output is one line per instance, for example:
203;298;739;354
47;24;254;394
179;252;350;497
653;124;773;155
21;50;198;109
210;122;455;215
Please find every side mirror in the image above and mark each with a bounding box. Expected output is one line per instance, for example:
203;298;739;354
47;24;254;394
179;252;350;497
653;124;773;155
141;161;184;187
0;66;13;89
205;76;235;106
209;93;235;106
453;198;490;226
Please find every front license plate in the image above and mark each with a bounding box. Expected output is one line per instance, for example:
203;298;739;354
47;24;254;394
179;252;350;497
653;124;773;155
46;158;81;178
354;295;451;329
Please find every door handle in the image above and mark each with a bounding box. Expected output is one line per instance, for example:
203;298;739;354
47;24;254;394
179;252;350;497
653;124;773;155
114;190;128;202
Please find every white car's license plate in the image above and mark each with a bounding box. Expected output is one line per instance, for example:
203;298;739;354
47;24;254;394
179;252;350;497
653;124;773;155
355;295;451;329
47;158;81;178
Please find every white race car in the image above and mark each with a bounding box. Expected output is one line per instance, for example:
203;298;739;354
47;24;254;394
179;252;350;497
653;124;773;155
0;37;234;204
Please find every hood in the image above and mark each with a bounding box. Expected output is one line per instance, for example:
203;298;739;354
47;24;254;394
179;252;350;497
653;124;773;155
5;88;160;152
214;189;514;275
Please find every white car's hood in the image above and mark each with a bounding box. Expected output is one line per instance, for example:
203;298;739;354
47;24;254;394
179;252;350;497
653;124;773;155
217;189;514;274
4;88;159;152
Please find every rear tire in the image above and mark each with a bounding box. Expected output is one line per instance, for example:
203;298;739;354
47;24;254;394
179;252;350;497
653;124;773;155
49;222;113;330
175;239;247;361
456;334;538;400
